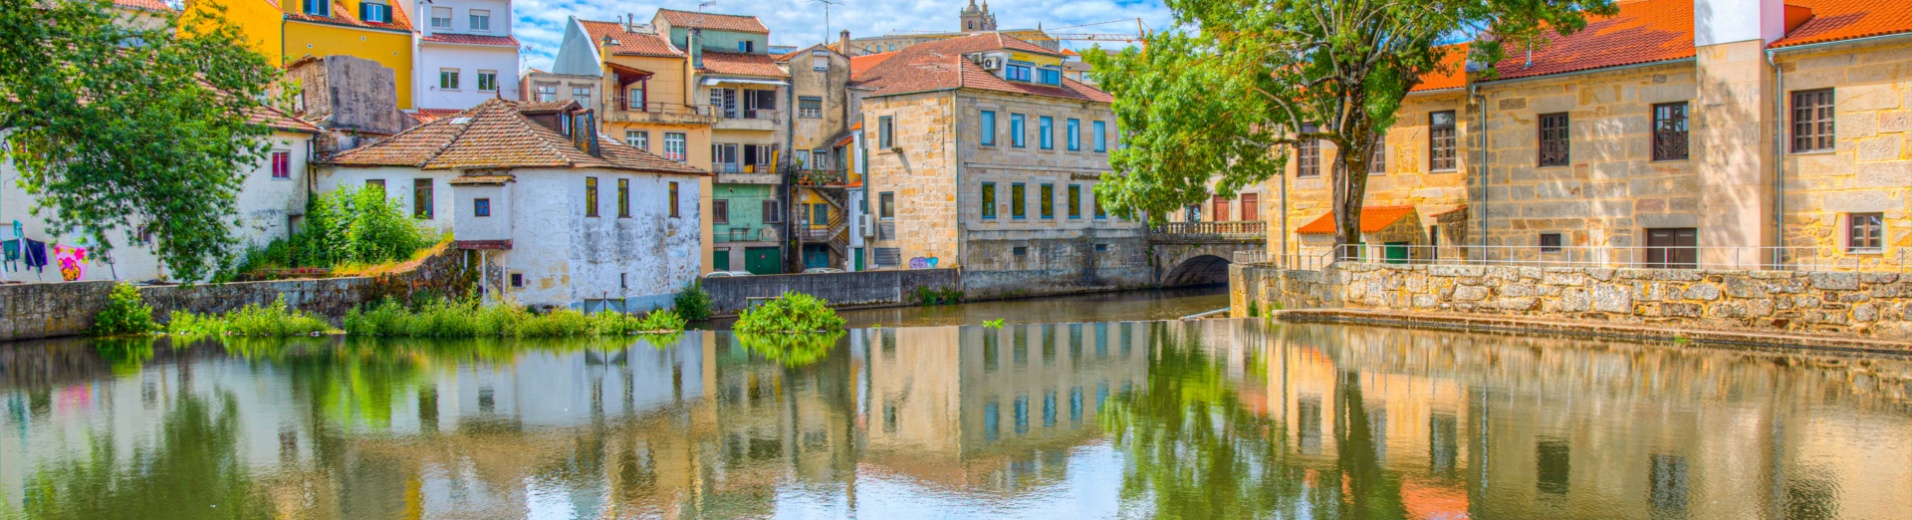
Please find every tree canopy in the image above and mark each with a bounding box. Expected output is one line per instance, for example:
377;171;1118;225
1088;0;1616;251
0;0;281;281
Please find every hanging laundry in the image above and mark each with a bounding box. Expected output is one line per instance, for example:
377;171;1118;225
23;239;48;273
52;244;87;281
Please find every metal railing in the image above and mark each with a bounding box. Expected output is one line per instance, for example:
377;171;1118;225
1153;221;1267;237
1269;244;1909;273
710;163;780;174
795;169;846;186
714;226;776;243
608;98;712;116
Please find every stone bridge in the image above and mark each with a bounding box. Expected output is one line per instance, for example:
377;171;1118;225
1148;222;1267;287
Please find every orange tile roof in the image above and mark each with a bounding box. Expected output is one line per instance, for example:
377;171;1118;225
852;34;1111;102
1296;206;1418;235
578;20;683;58
850;51;895;80
323;99;705;175
114;0;171;11
655;8;769;34
699;51;788;78
249;103;320;133
284;0;414;33
1412;43;1470;92
409;108;462;124
1492;0;1695;80
1772;0;1912;47
421;33;520;47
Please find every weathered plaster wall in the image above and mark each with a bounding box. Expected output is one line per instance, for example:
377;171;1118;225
495;168;702;310
1233;262;1912;339
313;165;458;234
700;268;959;315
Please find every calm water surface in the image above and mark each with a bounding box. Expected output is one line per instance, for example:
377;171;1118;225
2;293;1910;519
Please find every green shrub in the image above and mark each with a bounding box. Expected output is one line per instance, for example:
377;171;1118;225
738;332;842;367
673;281;713;322
220;186;435;278
341;298;686;338
913;286;964;306
734;292;845;334
636;309;688;332
88;283;159;336
1246;300;1261;318
167;295;334;337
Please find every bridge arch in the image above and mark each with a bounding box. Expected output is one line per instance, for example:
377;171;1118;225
1161;253;1233;287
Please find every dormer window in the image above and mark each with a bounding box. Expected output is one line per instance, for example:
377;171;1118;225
1039;67;1062;86
302;0;328;16
738;41;755;53
359;0;390;23
1005;62;1031;82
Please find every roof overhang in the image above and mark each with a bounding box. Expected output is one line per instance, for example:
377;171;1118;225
702;77;789;86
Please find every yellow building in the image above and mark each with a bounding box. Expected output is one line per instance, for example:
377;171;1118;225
184;0;417;108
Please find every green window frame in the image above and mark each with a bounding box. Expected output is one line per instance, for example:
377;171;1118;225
1011;183;1026;219
981;182;997;219
1067;185;1081;219
617;178;630;218
1011;114;1026;148
585;177;599;217
1040;184;1054;219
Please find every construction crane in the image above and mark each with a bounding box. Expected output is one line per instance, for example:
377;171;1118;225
1023;18;1149;47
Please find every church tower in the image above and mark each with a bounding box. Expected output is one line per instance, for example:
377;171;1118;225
960;0;996;33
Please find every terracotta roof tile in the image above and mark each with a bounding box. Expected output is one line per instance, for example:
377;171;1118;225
284;1;414;33
1772;0;1912;47
699;51;788;78
114;0;172;12
850;51;895;80
578;20;683;57
1296;206;1419;234
323;99;705;175
1491;0;1694;80
1412;43;1470;92
410;108;462;124
249;103;320;133
655;8;769;34
852;34;1110;102
421;33;520;47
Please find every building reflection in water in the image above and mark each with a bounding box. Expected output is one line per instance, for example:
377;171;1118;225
0;321;1906;519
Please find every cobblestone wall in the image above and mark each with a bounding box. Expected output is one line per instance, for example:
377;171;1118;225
1233;262;1912;339
701;268;960;315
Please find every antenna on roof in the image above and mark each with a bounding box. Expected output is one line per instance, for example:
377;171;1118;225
803;0;843;45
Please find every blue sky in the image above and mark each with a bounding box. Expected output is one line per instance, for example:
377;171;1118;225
512;0;1174;70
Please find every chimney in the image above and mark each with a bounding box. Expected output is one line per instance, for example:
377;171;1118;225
839;30;850;56
625;13;634;33
1694;0;1788;47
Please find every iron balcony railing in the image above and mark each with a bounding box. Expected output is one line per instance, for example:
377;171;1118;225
1270;244;1910;273
1152;221;1267;237
608;98;713;116
710;163;780;174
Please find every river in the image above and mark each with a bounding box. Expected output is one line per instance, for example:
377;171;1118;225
1;288;1909;519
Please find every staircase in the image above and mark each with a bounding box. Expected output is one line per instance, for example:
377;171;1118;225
804;185;851;263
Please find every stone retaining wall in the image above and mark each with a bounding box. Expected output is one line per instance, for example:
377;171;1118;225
0;249;472;342
1232;262;1912;339
701;268;961;315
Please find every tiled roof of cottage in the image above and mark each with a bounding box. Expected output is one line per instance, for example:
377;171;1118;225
409;108;462;124
323;99;705;175
852;34;1111;102
1773;0;1912;47
699;51;789;78
655;9;769;34
1412;43;1470;92
1296;206;1419;235
249;103;320;133
114;0;171;12
1491;0;1696;80
284;1;414;33
421;33;520;47
578;20;683;57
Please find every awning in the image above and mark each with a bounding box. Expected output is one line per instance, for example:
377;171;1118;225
702;77;789;86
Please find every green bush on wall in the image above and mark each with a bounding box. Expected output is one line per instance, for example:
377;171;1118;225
88;283;158;336
674;281;713;322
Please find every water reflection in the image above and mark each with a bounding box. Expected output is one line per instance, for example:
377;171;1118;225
1;321;1908;519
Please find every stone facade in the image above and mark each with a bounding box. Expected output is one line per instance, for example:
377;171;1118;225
1275;90;1473;259
1777;37;1912;269
1233;262;1912;340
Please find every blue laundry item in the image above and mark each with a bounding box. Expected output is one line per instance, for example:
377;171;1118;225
1;239;16;262
23;239;47;273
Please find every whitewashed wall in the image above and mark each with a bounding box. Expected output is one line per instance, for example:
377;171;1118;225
490;168;702;310
415;44;521;111
312;165;458;234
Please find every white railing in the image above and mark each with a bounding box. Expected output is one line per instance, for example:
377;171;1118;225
1271;244;1909;273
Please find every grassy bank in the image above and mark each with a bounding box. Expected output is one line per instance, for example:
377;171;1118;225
155;298;687;339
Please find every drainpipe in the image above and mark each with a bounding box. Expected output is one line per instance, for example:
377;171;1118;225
1767;47;1784;269
1472;83;1489;260
953;92;965;284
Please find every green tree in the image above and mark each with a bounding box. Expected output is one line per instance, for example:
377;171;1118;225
1088;0;1615;253
0;0;281;280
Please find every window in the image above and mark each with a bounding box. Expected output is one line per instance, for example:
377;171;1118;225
738;41;754;53
663;132;687;161
476;71;497;92
510;273;523;288
430;6;451;29
1094;189;1106;218
811;150;829;169
413;178;433;219
1039;68;1061;85
573;87;592;108
879;192;894;219
1538;113;1570;167
812;55;829;71
1430;111;1457;171
469;9;490;31
1211;196;1230;221
1849;213;1883;253
981;182;997;219
1093;121;1107;152
878;116;894;148
626;130;648;150
668;182;680;217
617;179;630;218
358;0;388;22
1652;102;1689;161
713;200;729;225
1298;125;1320;177
474;198;491;217
585;177;599;217
1040;184;1055;219
1067;185;1081;219
438;69;459;90
1370;142;1386;174
627;83;646;110
980;111;997;146
1006;63;1031;82
1010;114;1026;147
1539;233;1563;253
798;97;823;118
762;200;783;223
1011;183;1026;219
1792;89;1835;152
536;85;556;102
1039;116;1053;149
1013;246;1027;256
302;0;328;17
1241;193;1258;221
1066;118;1080;150
270;151;290;179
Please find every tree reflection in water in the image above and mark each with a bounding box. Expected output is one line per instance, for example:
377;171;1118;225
18;392;271;519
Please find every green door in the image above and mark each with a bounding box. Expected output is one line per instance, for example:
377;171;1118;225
802;246;830;270
1384;241;1410;264
713;249;730;271
744;247;782;275
853;247;865;271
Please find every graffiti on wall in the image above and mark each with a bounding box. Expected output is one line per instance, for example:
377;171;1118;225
908;257;940;269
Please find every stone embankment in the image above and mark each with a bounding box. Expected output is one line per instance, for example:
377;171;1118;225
1232;262;1912;342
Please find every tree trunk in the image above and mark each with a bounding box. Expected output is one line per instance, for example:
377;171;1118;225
1332;139;1373;262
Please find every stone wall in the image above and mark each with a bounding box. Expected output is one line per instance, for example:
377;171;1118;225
701;268;960;315
1233;262;1912;339
1777;38;1912;270
0;247;472;342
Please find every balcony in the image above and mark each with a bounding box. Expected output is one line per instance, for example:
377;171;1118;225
713;108;780;132
605;98;718;125
1149;221;1267;243
711;162;782;184
713;225;778;243
794;169;847;187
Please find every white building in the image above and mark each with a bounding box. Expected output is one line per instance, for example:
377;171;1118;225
316;99;708;310
411;0;521;116
0;107;319;283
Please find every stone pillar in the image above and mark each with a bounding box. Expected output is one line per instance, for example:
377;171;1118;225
1693;0;1783;268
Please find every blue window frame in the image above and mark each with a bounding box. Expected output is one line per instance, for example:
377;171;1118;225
1093;121;1107;152
980;110;996;146
1010;114;1025;148
1067;118;1080;151
1006;63;1032;82
359;1;389;23
1039;116;1053;149
303;0;328;16
1039;68;1061;85
473;198;491;217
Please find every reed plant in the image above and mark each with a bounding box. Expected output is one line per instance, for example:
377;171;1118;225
342;298;687;338
166;295;335;337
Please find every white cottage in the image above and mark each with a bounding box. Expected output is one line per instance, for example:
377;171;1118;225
316;99;708;310
410;0;521;114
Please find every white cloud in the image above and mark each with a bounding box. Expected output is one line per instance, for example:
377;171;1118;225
511;0;1174;70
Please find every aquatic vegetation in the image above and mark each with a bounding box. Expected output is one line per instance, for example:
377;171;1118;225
983;319;1006;329
914;286;965;306
1246;300;1260;318
342;299;687;338
166;295;335;337
673;281;714;322
87;283;158;336
734;292;845;334
738;332;842;368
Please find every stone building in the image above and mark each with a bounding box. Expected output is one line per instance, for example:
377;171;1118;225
839;1;1057;57
1268;0;1912;271
854;33;1147;297
314;99;708;310
779;33;859;270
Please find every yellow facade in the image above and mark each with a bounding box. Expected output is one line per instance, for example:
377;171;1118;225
284;21;414;108
180;0;284;63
